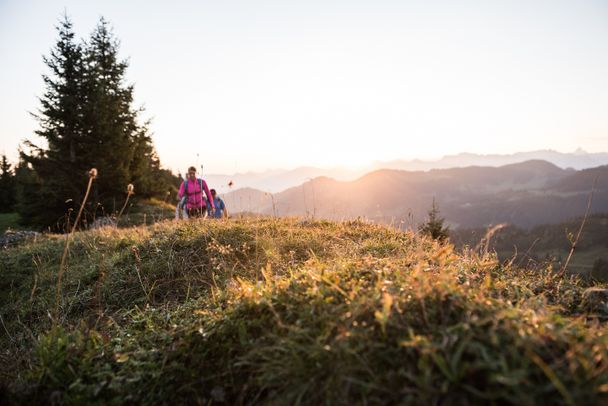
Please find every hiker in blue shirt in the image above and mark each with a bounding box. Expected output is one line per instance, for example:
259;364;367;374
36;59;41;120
208;189;228;219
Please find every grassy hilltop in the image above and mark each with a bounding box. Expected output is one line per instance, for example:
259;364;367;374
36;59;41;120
1;218;608;404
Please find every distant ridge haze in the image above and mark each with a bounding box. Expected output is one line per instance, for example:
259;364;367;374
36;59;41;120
206;149;608;193
220;159;608;229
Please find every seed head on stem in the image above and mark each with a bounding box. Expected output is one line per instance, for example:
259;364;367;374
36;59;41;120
56;168;97;320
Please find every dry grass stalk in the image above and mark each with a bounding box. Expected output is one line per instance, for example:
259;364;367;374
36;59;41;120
116;184;135;224
560;176;598;275
55;168;97;320
475;223;507;257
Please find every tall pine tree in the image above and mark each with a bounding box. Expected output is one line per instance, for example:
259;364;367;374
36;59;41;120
20;15;85;227
20;15;172;229
81;19;138;206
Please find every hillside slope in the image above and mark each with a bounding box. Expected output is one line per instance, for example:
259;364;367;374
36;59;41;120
1;218;608;404
452;213;608;278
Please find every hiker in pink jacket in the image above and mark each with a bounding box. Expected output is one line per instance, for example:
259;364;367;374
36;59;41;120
178;166;215;218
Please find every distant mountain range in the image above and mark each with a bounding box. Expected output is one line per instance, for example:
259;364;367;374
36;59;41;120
206;149;608;193
221;160;608;229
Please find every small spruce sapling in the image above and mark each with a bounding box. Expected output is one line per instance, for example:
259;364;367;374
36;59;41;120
419;198;449;242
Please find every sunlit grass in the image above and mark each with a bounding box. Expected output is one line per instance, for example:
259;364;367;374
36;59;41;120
1;217;607;404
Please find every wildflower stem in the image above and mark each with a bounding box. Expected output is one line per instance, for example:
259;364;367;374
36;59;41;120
117;193;132;224
56;173;95;320
560;176;597;275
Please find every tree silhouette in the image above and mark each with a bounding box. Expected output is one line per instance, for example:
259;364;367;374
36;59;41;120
0;155;16;212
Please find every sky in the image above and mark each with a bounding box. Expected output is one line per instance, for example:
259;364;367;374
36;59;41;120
1;0;607;174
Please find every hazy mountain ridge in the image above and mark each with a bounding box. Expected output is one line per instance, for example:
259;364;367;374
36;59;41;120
385;149;608;172
206;166;364;194
223;160;608;229
205;149;608;193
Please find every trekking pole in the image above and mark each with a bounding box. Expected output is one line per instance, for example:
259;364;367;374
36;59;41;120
200;164;204;216
200;164;214;218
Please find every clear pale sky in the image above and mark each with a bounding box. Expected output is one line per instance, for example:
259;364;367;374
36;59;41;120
1;0;607;174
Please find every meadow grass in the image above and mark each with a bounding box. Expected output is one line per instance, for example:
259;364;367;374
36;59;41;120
1;217;607;404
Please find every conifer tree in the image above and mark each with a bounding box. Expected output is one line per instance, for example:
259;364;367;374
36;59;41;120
13;159;48;227
80;18;137;205
20;15;175;228
0;155;16;212
80;18;177;209
419;198;449;242
20;15;85;227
